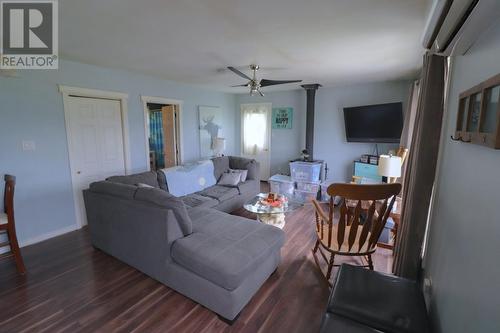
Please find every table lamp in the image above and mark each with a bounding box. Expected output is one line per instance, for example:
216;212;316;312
378;155;401;183
213;137;226;157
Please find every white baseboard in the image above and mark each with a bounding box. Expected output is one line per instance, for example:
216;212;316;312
20;224;81;248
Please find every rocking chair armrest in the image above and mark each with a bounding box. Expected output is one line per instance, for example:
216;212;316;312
312;199;330;223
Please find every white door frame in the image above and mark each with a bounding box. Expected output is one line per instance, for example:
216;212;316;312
140;95;184;170
240;103;272;180
59;84;131;228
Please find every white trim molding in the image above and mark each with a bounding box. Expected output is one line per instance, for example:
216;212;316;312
59;85;129;100
140;95;184;169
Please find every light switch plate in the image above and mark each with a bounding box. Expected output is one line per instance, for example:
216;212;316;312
22;140;36;151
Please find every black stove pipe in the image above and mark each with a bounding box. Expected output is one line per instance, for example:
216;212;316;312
301;84;322;161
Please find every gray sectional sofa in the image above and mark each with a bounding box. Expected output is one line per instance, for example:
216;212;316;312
83;156;285;321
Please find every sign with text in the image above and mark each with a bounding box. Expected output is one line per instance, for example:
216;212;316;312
1;0;58;69
272;107;293;129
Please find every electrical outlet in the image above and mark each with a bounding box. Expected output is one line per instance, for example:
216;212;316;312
22;140;36;151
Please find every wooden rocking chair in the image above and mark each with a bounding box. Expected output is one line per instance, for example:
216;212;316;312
1;175;26;274
311;183;401;285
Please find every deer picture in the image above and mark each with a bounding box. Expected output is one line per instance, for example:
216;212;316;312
201;115;221;149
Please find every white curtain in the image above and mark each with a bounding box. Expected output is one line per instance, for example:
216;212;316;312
242;104;268;155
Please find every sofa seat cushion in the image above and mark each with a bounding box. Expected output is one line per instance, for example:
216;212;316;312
106;171;160;188
329;264;429;333
196;185;239;202
181;194;219;209
172;208;285;290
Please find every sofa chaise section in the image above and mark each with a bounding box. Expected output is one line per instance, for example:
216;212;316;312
173;207;285;291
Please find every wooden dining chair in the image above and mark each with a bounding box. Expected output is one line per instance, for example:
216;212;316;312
0;175;26;274
311;183;401;285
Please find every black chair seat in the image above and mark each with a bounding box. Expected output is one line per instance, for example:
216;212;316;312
327;264;429;333
320;313;384;332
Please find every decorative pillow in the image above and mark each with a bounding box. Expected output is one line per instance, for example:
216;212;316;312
229;169;248;182
218;172;241;186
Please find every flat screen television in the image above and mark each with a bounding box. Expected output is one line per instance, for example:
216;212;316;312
343;102;403;143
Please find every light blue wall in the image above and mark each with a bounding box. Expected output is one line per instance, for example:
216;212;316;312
235;80;411;181
0;59;236;244
0;58;410;246
424;19;500;333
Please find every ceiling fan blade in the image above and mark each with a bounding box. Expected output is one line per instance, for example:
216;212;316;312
259;79;302;87
227;66;252;80
231;83;250;87
257;89;265;97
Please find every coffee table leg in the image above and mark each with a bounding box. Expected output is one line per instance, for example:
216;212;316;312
257;213;286;229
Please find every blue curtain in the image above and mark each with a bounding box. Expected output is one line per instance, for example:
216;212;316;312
149;111;165;169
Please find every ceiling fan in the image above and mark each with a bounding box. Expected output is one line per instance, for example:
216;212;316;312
228;64;302;96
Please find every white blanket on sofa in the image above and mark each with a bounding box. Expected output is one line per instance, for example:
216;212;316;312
160;160;216;197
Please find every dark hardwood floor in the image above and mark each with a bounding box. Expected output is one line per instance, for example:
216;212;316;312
0;201;392;333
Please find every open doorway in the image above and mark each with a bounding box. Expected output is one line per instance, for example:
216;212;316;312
142;97;183;171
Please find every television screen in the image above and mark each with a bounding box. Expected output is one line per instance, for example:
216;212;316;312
343;102;403;143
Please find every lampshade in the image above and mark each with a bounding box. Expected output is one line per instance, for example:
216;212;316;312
213;137;226;155
378;155;401;178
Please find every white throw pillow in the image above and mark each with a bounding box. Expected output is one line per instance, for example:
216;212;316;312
218;172;241;186
229;169;248;182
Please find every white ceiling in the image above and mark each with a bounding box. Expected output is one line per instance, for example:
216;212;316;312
60;0;431;93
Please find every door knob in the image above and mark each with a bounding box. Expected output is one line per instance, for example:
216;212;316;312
77;171;81;174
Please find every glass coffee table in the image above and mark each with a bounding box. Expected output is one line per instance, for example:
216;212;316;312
243;193;302;229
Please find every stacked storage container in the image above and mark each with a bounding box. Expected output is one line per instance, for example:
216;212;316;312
268;174;295;197
294;180;320;202
289;161;322;203
320;180;335;202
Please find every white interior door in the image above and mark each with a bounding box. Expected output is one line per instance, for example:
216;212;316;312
241;103;272;180
66;96;126;227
